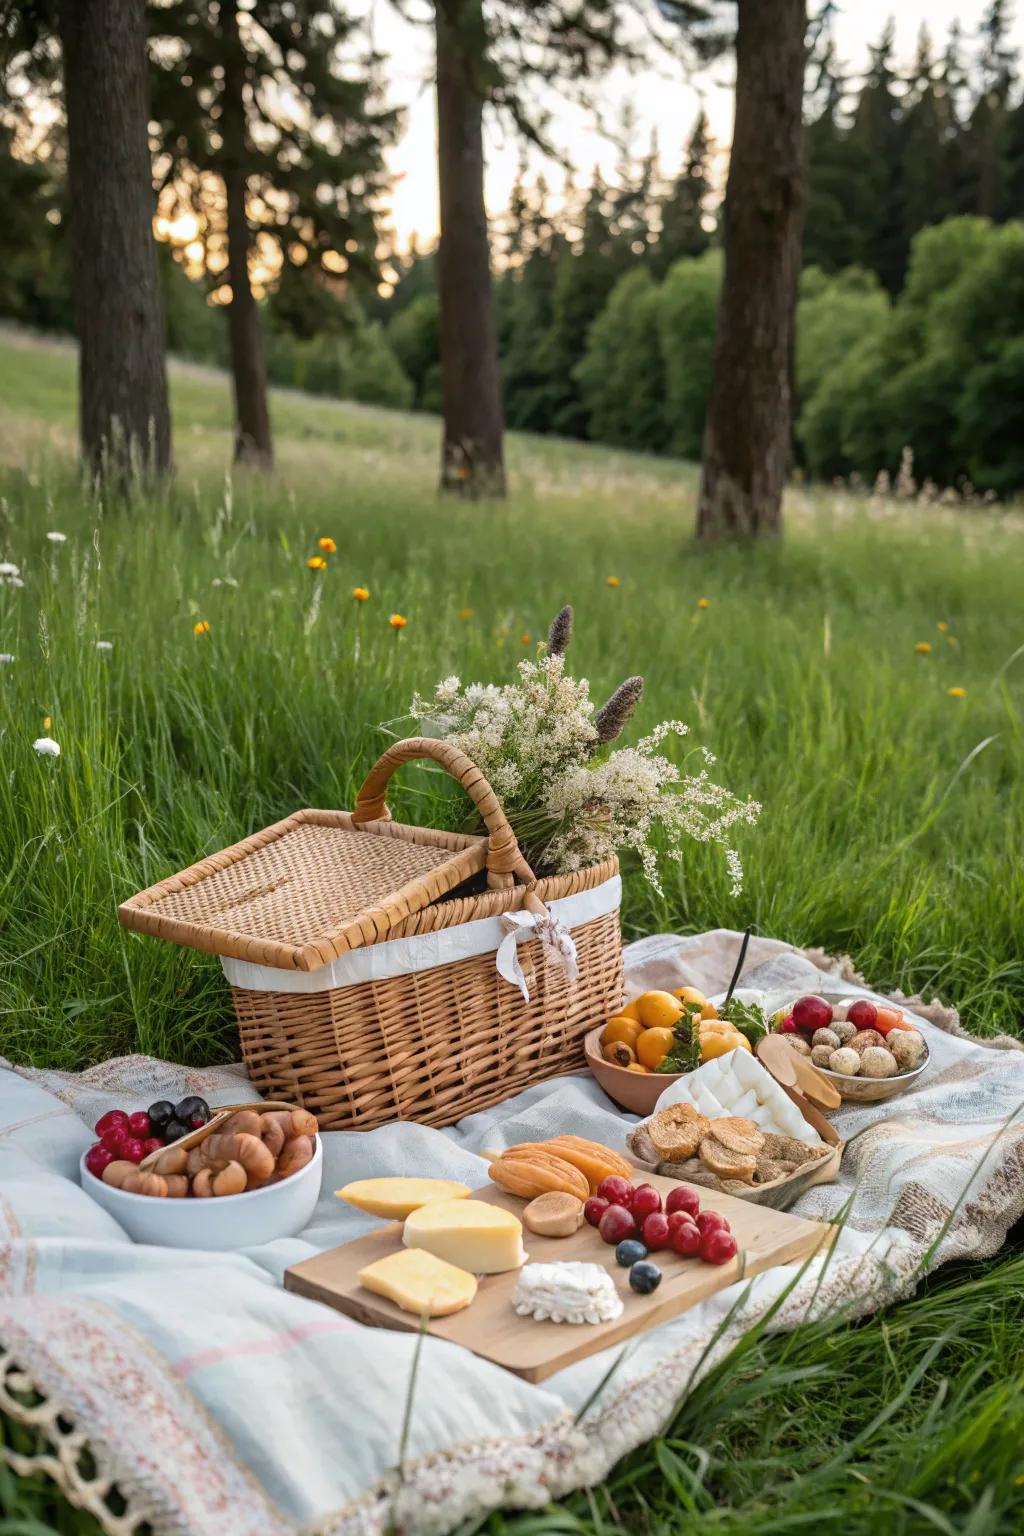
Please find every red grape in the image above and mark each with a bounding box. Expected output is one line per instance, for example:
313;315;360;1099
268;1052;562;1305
598;1205;637;1245
121;1137;145;1164
84;1143;114;1179
665;1185;700;1220
700;1229;739;1265
630;1184;662;1219
696;1210;730;1236
583;1196;610;1228
669;1218;701;1257
95;1110;128;1138
141;1137;163;1158
596;1175;634;1209
641;1212;671;1250
126;1111;152;1139
101;1124;129;1155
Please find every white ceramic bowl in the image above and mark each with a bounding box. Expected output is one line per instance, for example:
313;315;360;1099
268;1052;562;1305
80;1136;323;1249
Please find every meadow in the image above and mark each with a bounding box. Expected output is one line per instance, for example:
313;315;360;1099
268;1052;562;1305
1;328;1023;1534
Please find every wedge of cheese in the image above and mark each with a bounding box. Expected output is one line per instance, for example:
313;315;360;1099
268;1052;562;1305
336;1177;471;1221
403;1199;526;1274
358;1247;477;1317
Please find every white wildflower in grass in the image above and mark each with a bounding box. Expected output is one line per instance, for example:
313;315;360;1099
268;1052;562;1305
412;656;758;892
46;531;68;544
95;640;113;652
0;562;24;589
33;736;61;757
0;653;14;664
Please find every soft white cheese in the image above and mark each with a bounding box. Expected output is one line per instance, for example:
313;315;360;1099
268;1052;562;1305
512;1262;623;1325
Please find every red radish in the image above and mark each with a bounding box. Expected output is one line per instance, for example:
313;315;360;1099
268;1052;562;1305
584;1196;610;1228
630;1184;662;1219
596;1176;634;1209
700;1228;739;1265
696;1210;730;1236
140;1137;163;1158
127;1111;152;1139
641;1212;671;1250
847;999;878;1031
95;1110;128;1138
598;1205;637;1245
665;1186;700;1219
791;995;833;1033
121;1137;145;1165
669;1218;702;1257
780;1014;798;1033
84;1143;114;1179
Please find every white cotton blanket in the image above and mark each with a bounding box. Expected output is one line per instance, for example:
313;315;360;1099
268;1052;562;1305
2;930;1023;1536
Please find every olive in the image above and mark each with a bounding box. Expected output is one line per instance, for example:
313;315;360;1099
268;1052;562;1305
628;1260;663;1296
174;1096;210;1126
147;1100;175;1130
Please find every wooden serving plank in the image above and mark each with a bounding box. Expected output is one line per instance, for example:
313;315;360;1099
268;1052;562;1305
285;1175;834;1383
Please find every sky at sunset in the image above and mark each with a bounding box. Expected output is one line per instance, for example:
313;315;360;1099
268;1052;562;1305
368;2;1024;248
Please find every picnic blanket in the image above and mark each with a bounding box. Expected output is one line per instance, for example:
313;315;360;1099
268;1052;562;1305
2;930;1023;1536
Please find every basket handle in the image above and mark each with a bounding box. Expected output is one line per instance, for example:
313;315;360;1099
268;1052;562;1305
351;736;537;889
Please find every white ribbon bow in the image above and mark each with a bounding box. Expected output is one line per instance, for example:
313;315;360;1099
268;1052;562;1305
496;908;580;1002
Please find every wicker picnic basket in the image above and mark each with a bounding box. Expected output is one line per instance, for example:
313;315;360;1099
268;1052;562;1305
119;738;623;1131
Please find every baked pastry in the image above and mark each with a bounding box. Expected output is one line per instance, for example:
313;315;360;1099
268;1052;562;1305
645;1103;710;1161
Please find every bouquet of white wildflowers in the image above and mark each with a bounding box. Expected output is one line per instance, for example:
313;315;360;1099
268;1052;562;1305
410;606;759;895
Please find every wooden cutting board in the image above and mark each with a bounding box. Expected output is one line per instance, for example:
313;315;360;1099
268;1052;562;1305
285;1174;834;1383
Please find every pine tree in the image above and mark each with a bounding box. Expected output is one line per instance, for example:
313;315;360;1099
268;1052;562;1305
652;111;713;277
148;2;397;469
900;26;958;239
960;1;1017;217
847;21;908;292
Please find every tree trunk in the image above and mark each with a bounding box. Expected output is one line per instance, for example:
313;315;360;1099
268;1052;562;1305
695;0;807;540
59;0;171;484
434;0;506;496
222;6;273;469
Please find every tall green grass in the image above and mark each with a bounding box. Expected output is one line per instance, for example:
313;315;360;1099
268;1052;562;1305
0;332;1023;1534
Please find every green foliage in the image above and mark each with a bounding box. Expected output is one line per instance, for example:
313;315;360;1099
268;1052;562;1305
576;268;666;451
798;218;1024;491
389;295;442;412
659;250;721;459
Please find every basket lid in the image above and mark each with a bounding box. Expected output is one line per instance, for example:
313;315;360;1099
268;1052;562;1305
118;810;489;972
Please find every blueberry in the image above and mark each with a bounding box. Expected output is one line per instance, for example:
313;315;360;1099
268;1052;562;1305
174;1096;210;1126
629;1260;663;1295
615;1238;648;1268
147;1100;175;1130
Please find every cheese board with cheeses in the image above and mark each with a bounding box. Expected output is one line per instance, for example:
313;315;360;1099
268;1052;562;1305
286;1155;835;1383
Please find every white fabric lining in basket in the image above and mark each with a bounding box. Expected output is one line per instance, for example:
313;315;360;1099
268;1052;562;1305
220;874;622;995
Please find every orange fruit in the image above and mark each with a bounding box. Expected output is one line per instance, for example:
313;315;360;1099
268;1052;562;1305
673;985;718;1020
635;1026;676;1069
626;1062;650;1074
601;1016;643;1049
617;999;644;1022
873;1006;906;1035
635;990;684;1029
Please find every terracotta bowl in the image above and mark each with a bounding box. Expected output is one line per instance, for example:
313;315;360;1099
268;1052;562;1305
774;991;930;1103
584;1025;686;1116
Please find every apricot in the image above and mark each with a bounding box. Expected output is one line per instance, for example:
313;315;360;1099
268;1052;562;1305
602;1040;637;1068
635;1026;676;1068
635;991;684;1030
617;999;644;1022
601;1016;644;1049
626;1062;650;1074
673;985;718;1020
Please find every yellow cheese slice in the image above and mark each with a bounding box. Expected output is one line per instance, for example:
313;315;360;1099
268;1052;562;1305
335;1177;471;1221
358;1248;477;1318
403;1198;526;1274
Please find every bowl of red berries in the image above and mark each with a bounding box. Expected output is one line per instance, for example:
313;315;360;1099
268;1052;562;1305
81;1095;323;1249
584;1174;739;1295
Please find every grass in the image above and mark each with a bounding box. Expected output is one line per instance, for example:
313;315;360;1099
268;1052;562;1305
0;329;1023;1533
